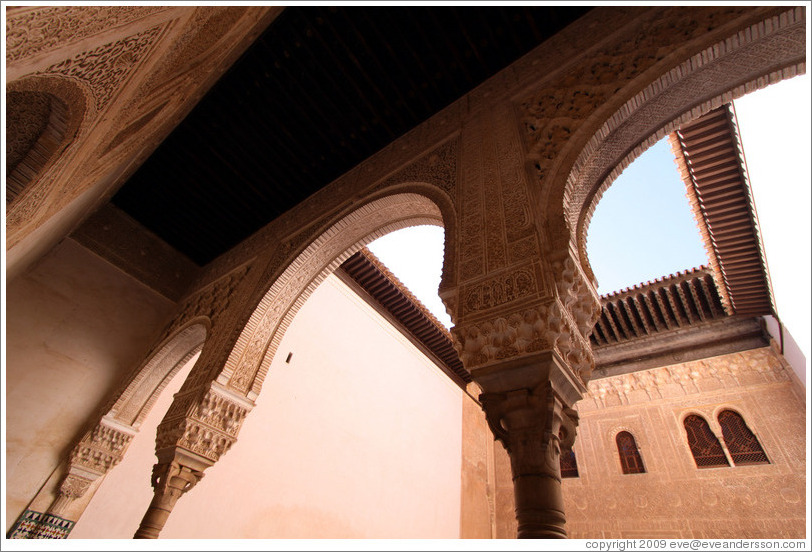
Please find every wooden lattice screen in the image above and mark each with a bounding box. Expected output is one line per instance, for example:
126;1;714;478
718;410;769;465
684;415;729;468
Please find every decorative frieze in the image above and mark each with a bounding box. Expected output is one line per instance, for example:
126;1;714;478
37;25;165;113
6;6;167;64
460;264;540;317
68;419;134;474
156;383;252;463
583;348;791;411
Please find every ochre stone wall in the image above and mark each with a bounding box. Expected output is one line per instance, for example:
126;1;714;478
565;345;805;539
460;389;493;538
476;345;806;539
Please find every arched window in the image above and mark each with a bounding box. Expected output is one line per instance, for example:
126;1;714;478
718;410;769;465
560;448;579;478
684;415;729;468
616;431;646;474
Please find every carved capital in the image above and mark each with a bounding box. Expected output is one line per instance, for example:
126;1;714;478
45;472;96;517
56;473;93;501
480;381;575;481
134;450;208;539
156;382;253;463
150;459;205;499
67;417;135;476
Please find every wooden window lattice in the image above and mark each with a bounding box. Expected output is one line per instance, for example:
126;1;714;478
560;448;579;478
718;410;769;465
684;415;729;468
616;431;646;474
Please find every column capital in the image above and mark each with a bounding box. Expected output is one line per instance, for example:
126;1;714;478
155;381;253;463
134;450;208;539
471;349;586;406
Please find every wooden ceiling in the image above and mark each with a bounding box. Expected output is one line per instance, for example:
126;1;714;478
110;6;591;265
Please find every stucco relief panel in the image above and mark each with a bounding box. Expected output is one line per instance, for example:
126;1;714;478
35;24;166;115
459;114;487;281
515;6;760;230
6;6;168;64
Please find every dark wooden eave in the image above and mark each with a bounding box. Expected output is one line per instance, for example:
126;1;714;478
672;104;775;317
337;248;471;387
590;267;727;347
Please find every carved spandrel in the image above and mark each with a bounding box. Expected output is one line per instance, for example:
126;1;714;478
37;25;165;113
6;6;168;64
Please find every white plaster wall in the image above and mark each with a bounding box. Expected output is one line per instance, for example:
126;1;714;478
70;274;464;538
4;238;175;531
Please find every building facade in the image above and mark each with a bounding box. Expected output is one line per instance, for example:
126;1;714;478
5;5;807;540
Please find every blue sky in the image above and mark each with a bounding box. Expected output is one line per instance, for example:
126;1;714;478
369;74;810;362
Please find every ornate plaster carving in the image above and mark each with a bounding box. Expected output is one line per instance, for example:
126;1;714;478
68;418;135;475
559;7;805;280
216;193;444;399
155;383;252;463
172;264;250;333
36;25;165;114
6;6;168;64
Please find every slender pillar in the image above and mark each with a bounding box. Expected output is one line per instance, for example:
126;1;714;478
133;382;252;538
134;450;207;539
475;352;583;538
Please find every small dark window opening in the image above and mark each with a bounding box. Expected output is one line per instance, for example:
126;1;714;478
285;352;293;363
718;410;769;465
616;431;646;474
560;448;579;478
684;415;729;468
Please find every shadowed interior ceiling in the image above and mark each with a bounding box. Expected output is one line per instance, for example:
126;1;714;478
110;5;592;265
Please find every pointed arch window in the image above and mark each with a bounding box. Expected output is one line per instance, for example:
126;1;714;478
684;415;729;468
718;410;769;465
560;448;579;478
616;431;645;474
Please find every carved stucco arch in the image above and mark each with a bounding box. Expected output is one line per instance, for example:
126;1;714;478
216;190;453;401
678;408;715;428
42;320;209;522
6;74;87;215
106;320;209;429
560;7;805;282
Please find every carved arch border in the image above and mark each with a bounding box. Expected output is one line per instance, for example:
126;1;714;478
559;6;806;282
6;75;88;217
21;319;210;531
216;189;455;401
107;319;210;429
